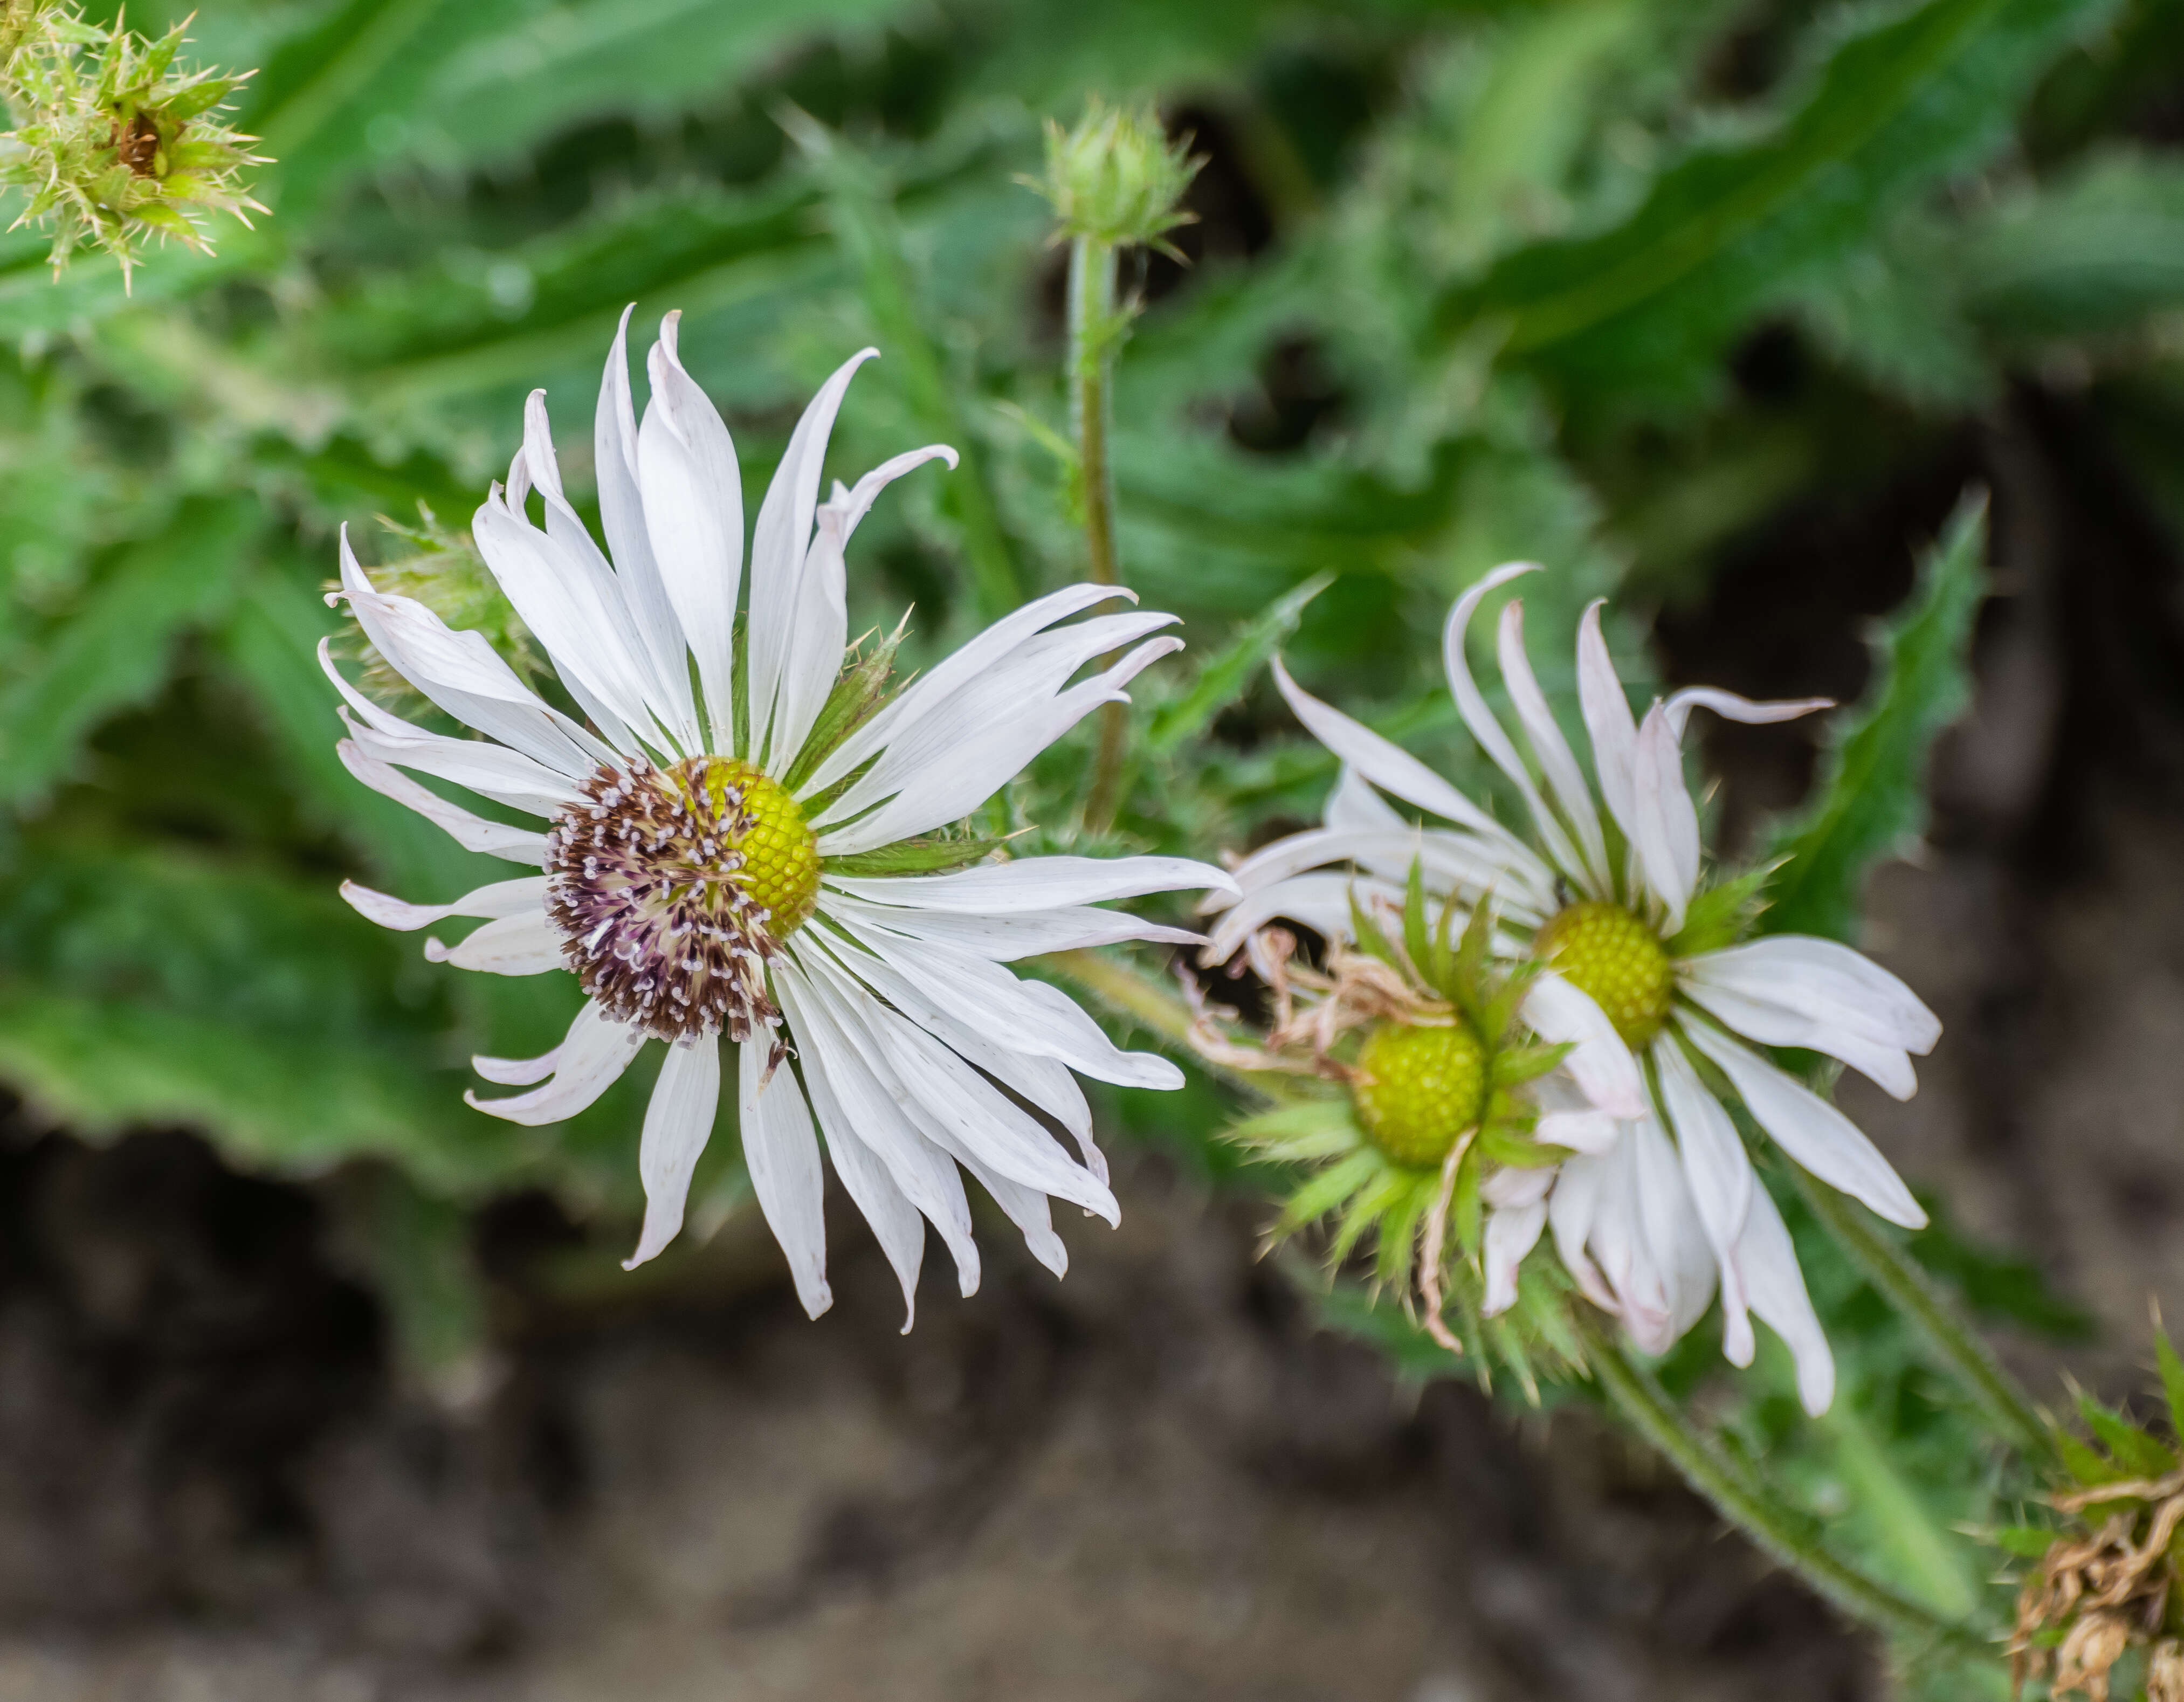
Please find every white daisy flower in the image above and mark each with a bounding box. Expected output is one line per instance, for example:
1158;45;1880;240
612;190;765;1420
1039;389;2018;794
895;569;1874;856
1201;563;1941;1412
326;309;1231;1325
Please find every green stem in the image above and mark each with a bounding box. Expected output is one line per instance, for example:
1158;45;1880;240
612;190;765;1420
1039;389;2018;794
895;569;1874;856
1069;231;1128;834
1588;1332;1992;1659
1794;1169;2055;1465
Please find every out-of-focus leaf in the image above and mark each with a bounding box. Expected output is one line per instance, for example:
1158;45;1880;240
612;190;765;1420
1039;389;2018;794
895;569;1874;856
1147;570;1332;756
1762;493;1987;942
0;497;256;807
1442;0;2119;404
1960;149;2184;342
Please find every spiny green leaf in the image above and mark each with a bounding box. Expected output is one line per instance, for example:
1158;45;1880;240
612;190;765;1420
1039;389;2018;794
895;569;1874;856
2076;1391;2177;1476
2157;1327;2184;1442
1762;493;1987;942
1441;0;2120;403
0;497;254;805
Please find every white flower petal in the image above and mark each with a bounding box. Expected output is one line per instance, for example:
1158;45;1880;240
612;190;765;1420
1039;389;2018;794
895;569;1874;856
779;959;980;1299
1200;872;1401;967
345;713;578;816
335;529;604;776
1678;981;1918;1101
470;491;656;752
816;611;1179;829
1548;1153;1617;1312
1664;685;1831;741
1630;703;1700;929
767;501;851;780
739;1035;832;1319
424;911;563;975
637;312;743;742
1437;564;1587;883
1206;826;1549;926
831;853;1234;915
1682;1022;1926;1229
1737;1182;1836;1415
624;1039;723;1269
1497;597;1608;884
1655;1039;1755;1366
596;305;701;745
802;582;1134;797
820;919;1182;1091
1271;657;1532;859
773;962;929;1330
1535;1107;1623;1156
466;1001;645;1125
829;894;1200;962
1324;763;1409;833
1482;1191;1549;1318
471;1045;560;1086
334;739;548;864
1628;1114;1720;1352
858;995;1117;1223
1576;600;1642;845
816;635;1182;854
803;934;1106;1183
523;390;698;750
1521;971;1645;1118
748;348;877;762
340;876;546;932
1681;935;1940;1053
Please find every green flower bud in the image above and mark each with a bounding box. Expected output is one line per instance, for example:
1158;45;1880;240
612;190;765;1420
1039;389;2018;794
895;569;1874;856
1032;98;1200;253
0;6;266;280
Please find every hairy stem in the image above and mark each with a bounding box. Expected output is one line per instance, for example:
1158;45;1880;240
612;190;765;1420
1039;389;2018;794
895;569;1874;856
1794;1169;2055;1465
1588;1331;1992;1658
1069;231;1128;833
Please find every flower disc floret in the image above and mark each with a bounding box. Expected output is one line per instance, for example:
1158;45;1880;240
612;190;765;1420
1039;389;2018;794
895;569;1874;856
1535;900;1672;1048
545;756;818;1045
1351;1019;1488;1169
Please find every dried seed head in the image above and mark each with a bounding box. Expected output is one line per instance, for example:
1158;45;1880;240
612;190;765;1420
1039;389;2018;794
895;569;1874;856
545;756;820;1045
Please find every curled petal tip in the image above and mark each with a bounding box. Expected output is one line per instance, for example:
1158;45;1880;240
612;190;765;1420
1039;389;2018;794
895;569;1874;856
423;936;452;963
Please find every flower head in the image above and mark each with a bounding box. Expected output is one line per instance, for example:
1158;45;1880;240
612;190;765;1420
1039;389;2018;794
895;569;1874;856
1190;887;1613;1388
1031;98;1200;254
329;309;1231;1322
1202;563;1942;1413
0;6;266;279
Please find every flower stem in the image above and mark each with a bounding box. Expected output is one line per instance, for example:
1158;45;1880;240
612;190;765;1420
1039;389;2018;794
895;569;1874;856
1069;230;1128;834
1587;1329;1993;1659
1792;1168;2056;1466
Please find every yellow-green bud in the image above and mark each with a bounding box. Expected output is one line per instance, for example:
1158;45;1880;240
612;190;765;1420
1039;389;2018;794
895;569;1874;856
1034;98;1200;252
1535;900;1674;1048
1351;1020;1489;1169
0;8;265;278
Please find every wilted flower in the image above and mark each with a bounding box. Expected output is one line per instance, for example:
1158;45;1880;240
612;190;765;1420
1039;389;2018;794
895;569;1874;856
1190;888;1611;1387
1202;564;1942;1412
328;309;1231;1321
0;5;265;279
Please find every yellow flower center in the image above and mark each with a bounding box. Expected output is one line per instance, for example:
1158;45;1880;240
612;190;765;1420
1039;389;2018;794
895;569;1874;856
696;758;821;936
1351;1020;1488;1169
1534;899;1672;1048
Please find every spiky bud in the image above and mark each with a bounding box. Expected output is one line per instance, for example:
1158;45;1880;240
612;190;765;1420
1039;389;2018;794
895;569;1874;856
0;5;266;280
1032;98;1200;253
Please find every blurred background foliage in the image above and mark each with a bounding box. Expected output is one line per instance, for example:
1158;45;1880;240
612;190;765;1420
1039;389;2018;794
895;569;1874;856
3;0;2182;1682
